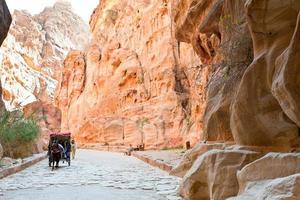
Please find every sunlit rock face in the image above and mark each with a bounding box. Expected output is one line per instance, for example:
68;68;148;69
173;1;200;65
55;0;209;149
0;1;90;142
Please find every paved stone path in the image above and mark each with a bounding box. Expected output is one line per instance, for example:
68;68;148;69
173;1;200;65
0;150;182;200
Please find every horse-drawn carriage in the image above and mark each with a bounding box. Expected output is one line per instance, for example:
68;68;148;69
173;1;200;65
48;132;71;169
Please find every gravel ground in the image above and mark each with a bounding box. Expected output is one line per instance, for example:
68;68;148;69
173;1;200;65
0;149;182;200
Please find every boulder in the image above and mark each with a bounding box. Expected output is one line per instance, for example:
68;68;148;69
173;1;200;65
237;153;300;193
179;149;261;200
229;173;300;200
170;142;226;177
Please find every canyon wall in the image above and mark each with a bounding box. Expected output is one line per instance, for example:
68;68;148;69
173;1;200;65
0;0;12;159
171;0;300;199
172;0;300;148
38;0;300;198
57;0;300;150
56;0;210;149
0;1;90;148
55;0;300;199
173;0;253;142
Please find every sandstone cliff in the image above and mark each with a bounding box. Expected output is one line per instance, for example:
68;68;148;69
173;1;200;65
171;0;300;199
56;0;209;149
54;0;300;198
0;0;11;160
0;1;90;148
173;0;253;142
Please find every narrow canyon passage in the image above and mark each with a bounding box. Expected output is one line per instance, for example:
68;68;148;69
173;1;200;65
0;150;181;200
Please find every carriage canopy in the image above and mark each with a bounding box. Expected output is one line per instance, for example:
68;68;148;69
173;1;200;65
50;132;71;140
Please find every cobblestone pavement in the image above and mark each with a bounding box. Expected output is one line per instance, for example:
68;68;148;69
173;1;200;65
0;150;182;200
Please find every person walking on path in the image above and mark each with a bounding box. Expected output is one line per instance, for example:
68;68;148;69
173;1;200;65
71;139;76;159
125;144;134;156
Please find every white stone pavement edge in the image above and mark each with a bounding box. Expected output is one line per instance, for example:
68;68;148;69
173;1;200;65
0;153;47;179
132;152;173;173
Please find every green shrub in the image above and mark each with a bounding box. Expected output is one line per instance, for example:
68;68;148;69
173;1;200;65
0;111;39;158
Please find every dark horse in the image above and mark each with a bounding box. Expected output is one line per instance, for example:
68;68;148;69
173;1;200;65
49;142;62;170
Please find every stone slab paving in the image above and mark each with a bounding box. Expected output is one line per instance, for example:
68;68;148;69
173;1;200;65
0;149;182;200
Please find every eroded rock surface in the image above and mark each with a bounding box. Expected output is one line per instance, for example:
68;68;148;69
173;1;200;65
231;0;300;147
229;153;300;200
173;0;300;199
0;0;11;160
231;173;300;200
170;142;226;177
179;149;261;200
0;1;90;148
173;0;253;142
55;0;208;149
237;153;300;193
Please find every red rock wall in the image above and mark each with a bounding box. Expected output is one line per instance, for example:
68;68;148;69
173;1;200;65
55;0;209;149
173;0;300;148
57;0;300;150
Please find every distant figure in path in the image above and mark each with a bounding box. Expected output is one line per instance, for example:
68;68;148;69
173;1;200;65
64;140;71;160
71;139;76;159
126;144;134;156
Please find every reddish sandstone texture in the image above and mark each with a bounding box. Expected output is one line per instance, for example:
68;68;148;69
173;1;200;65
55;0;209;149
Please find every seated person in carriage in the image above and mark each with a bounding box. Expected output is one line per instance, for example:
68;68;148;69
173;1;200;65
57;141;65;158
63;140;71;160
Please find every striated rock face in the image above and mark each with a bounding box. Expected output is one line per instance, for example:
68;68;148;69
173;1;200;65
173;0;253;142
1;2;90;111
174;0;300;147
56;0;209;148
172;0;300;199
0;1;90;145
